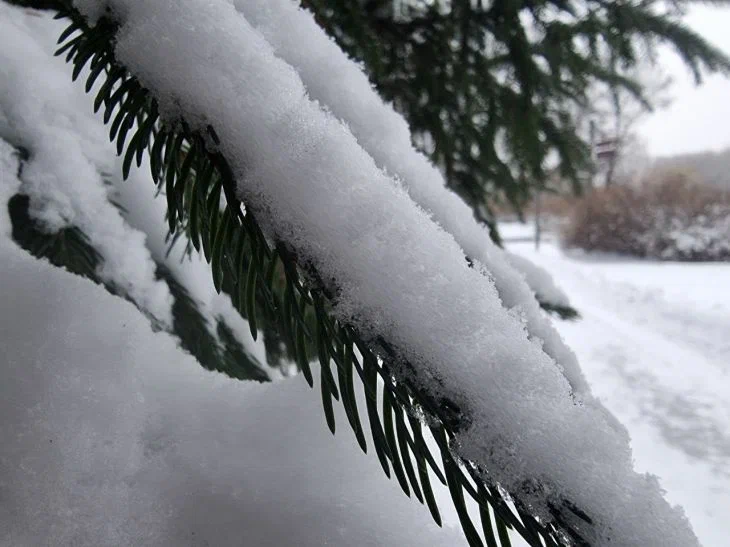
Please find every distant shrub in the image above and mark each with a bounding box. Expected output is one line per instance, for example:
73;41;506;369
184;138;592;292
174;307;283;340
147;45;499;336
562;171;730;261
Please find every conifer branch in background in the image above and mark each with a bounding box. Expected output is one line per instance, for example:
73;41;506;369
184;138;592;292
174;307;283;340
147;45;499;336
3;137;270;382
301;0;730;224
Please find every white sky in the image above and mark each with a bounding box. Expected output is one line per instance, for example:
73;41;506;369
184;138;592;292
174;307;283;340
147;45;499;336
638;5;730;158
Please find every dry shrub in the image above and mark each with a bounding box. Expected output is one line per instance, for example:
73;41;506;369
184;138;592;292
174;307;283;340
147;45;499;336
562;170;730;261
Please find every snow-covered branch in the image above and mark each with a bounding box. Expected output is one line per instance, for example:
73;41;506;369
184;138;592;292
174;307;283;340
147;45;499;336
67;1;699;545
236;0;586;396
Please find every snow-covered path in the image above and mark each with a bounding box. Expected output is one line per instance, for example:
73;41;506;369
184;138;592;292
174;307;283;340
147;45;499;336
507;230;730;547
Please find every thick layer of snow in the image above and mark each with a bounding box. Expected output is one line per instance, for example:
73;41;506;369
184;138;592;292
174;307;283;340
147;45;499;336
235;0;583;395
0;233;466;546
0;137;22;233
0;4;266;373
71;1;698;544
507;231;730;547
0;5;172;326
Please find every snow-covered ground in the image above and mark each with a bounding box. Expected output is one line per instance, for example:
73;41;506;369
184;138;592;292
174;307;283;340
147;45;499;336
504;223;730;547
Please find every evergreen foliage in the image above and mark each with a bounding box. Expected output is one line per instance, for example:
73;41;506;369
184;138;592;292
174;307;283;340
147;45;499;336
301;0;730;223
9;192;103;283
538;302;579;321
45;4;603;545
6;144;103;284
158;265;270;382
4;137;270;382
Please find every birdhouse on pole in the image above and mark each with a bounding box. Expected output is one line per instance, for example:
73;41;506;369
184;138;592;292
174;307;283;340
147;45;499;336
595;138;618;161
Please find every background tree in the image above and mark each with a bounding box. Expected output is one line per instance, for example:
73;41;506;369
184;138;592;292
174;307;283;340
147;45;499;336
301;0;730;233
587;62;672;186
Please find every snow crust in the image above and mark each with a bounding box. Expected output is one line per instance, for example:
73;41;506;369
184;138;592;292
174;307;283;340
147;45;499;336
503;251;572;306
70;0;700;544
235;0;585;396
71;0;109;23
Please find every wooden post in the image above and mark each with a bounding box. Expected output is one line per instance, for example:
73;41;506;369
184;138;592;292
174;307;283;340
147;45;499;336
534;190;541;251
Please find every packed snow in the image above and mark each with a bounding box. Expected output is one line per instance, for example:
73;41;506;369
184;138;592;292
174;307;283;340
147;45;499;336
66;0;701;544
235;0;584;395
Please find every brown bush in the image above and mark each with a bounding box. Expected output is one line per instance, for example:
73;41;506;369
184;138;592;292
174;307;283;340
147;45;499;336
562;170;730;261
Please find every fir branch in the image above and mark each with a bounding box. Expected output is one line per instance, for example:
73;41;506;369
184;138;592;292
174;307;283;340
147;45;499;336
9;193;103;283
157;265;270;382
539;301;581;321
51;5;598;546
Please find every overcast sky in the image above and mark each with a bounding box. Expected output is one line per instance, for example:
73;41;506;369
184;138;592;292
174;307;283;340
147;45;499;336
638;5;730;158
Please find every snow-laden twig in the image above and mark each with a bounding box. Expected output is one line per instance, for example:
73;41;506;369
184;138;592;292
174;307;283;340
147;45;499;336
235;0;587;396
69;1;699;545
0;9;172;326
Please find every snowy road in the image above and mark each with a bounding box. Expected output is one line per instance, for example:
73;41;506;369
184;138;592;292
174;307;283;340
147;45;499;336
506;230;730;547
